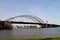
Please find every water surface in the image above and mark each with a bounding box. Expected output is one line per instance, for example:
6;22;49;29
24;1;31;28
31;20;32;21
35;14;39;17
0;27;60;38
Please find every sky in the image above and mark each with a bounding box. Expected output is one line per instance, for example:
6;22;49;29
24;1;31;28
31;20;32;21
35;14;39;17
0;0;60;24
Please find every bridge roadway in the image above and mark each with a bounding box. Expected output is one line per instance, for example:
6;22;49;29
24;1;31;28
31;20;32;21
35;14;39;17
11;21;60;28
0;21;60;28
0;21;60;30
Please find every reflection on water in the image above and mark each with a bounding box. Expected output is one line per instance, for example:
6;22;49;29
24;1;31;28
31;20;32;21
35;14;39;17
0;27;60;38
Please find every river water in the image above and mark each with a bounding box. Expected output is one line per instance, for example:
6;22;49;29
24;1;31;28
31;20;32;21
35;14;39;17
0;27;60;38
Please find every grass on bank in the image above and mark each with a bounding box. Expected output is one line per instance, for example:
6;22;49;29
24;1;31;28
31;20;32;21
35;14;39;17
1;37;60;40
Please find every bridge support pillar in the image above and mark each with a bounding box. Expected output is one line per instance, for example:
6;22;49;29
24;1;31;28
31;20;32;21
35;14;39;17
4;21;13;30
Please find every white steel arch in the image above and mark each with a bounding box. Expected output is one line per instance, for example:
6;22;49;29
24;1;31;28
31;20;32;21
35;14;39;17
6;15;44;23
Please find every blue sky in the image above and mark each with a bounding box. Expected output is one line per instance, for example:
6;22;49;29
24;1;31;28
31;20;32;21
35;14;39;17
0;0;60;24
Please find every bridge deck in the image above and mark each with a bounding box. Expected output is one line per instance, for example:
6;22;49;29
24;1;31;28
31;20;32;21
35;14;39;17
0;21;60;26
0;21;60;30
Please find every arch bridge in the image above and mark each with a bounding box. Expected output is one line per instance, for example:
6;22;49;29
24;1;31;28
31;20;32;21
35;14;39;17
5;15;44;29
0;15;60;30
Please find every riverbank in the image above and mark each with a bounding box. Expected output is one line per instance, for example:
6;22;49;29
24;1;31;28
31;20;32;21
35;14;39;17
1;37;60;40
